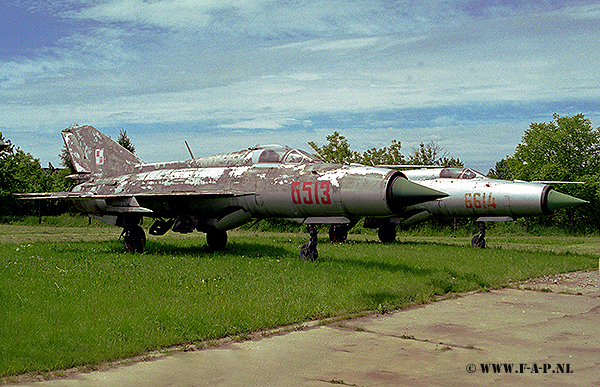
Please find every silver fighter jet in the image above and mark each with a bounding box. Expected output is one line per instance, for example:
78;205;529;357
356;166;588;247
20;125;448;260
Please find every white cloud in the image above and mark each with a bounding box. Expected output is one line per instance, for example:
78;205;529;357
70;0;268;30
3;0;600;171
218;118;298;130
307;37;380;52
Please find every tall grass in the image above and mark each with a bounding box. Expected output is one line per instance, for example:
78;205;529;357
1;230;597;377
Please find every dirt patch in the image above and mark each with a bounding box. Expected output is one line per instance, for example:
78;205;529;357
516;270;600;295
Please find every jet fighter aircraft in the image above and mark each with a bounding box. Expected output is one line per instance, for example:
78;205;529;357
350;166;587;248
19;125;447;260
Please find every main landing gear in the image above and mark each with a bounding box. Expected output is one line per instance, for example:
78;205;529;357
121;216;323;260
362;218;399;244
120;216;230;254
377;223;397;243
328;224;348;243
206;230;228;251
123;225;146;253
120;216;146;254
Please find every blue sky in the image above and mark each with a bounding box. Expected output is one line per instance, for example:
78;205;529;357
1;0;599;173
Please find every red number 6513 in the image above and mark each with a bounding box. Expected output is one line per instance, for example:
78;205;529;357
292;181;331;205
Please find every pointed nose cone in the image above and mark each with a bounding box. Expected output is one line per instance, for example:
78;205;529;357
389;177;448;212
546;190;588;212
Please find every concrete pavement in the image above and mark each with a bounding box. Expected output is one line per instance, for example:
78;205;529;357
11;271;600;387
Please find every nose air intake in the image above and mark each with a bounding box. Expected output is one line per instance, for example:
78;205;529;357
543;188;588;214
387;176;448;213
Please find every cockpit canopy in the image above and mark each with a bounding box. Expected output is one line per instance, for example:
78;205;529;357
403;167;486;181
438;167;485;179
142;145;323;170
251;145;321;165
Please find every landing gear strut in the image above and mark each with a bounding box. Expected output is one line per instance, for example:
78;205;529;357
471;221;486;248
300;225;319;261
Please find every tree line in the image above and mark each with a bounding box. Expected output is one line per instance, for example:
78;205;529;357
0;129;135;217
1;115;598;229
488;113;600;228
307;133;463;167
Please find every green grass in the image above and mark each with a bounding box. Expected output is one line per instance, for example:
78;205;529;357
0;224;598;378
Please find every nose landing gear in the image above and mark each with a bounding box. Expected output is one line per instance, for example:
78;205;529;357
300;225;319;261
471;221;486;248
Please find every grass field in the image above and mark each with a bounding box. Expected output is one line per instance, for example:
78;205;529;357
1;219;598;379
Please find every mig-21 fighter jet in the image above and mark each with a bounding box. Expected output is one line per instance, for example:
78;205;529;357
19;125;448;260
353;166;587;248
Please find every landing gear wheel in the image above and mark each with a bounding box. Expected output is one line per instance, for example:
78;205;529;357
124;225;146;253
378;224;397;243
300;225;319;261
471;221;486;248
207;230;228;251
471;235;486;248
328;224;348;243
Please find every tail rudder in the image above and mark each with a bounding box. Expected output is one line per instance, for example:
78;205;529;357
62;125;143;176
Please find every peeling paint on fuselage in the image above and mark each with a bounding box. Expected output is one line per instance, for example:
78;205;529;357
59;127;412;229
71;157;400;222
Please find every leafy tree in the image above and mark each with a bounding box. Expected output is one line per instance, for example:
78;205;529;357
497;113;600;228
507;113;600;182
487;158;513;180
59;145;76;174
117;129;136;154
308;132;462;168
0;133;48;215
308;131;360;164
407;141;463;167
361;140;406;166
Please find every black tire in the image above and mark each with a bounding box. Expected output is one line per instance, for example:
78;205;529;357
471;235;485;248
300;242;318;261
207;230;228;251
378;224;397;243
124;225;146;253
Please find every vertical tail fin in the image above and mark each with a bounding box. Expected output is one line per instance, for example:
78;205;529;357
62;125;144;177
